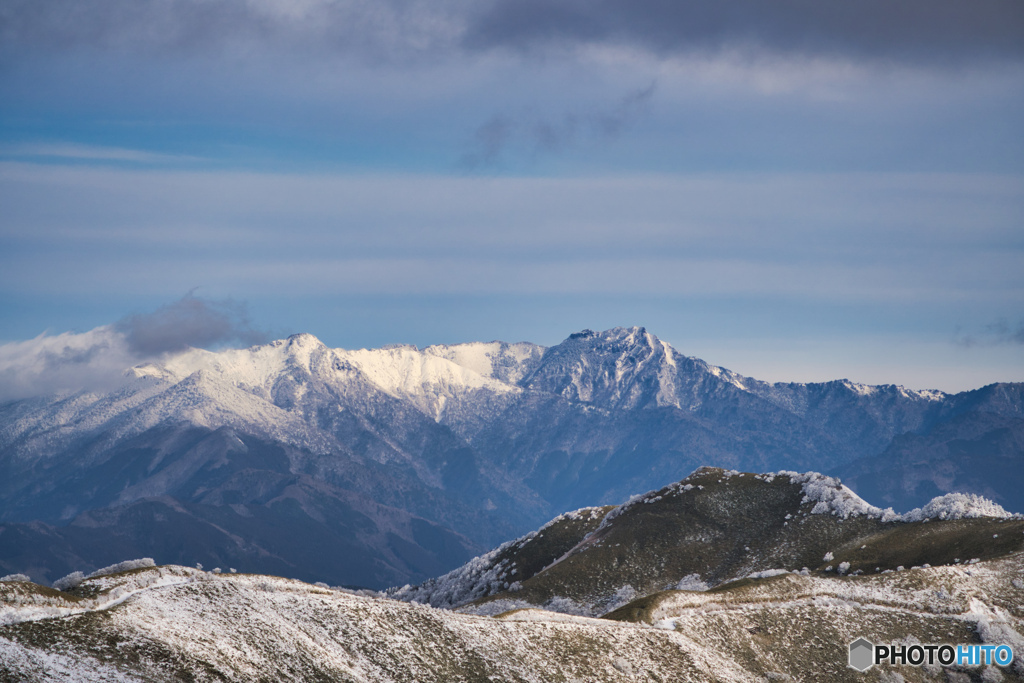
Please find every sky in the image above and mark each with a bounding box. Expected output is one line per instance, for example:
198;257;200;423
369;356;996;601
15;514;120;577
1;0;1023;396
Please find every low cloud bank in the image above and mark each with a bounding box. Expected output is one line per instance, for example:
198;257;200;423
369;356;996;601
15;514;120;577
0;294;268;402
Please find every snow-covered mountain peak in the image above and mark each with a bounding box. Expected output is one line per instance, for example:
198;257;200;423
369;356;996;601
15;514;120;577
122;333;529;429
130;333;339;387
280;331;327;357
521;326;695;410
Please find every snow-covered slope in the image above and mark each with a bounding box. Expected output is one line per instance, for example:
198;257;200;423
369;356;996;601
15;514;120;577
3;523;1022;681
422;340;544;384
0;564;819;682
2;333;526;460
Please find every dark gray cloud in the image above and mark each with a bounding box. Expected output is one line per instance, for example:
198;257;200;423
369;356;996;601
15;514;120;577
115;294;268;356
461;83;655;167
3;0;1021;65
593;83;655;137
0;0;468;62
464;0;1024;64
461;116;514;168
987;319;1024;345
955;318;1024;348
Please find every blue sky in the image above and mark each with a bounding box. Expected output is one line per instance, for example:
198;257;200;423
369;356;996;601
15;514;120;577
1;0;1023;393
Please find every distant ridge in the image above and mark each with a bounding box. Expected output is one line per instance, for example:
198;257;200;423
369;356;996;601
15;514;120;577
2;327;1021;587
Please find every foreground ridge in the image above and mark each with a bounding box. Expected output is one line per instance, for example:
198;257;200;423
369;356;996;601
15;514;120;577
3;540;1023;681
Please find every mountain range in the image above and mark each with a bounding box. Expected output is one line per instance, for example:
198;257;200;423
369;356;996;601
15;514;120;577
2;326;1021;588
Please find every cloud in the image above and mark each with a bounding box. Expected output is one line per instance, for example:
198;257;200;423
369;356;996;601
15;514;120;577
955;318;1024;348
460;115;514;168
2;165;1021;297
0;0;469;63
987;319;1024;345
0;328;135;401
464;0;1024;65
0;143;201;164
460;83;655;167
593;82;655;136
2;0;1020;66
114;293;267;356
0;294;268;401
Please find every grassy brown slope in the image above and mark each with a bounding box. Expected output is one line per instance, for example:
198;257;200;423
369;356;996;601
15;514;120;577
469;468;1024;616
485;505;615;585
388;504;614;607
824;517;1024;575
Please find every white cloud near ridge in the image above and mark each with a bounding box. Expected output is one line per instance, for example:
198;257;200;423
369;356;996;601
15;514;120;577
0;295;267;401
0;327;135;401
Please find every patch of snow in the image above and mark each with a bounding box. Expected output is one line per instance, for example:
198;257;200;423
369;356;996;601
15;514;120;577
675;574;710;592
776;471;1016;522
343;345;516;401
745;569;790;580
781;471;897;521
964;598;1024;673
0;636;145;682
422;341;543;385
842;380;878;396
53;571;85;592
0;575;30;583
901;493;1016;522
89;558;155;579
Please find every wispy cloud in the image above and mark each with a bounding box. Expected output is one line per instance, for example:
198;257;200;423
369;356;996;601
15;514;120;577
955;318;1024;348
460;82;656;167
0;143;202;164
3;163;1020;303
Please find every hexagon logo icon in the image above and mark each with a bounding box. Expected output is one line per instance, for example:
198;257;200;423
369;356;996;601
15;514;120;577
848;637;874;672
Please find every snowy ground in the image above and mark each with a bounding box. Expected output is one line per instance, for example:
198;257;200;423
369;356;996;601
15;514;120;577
3;553;1023;682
